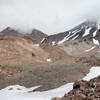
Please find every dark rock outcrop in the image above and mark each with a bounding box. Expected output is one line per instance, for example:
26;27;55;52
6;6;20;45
52;76;100;100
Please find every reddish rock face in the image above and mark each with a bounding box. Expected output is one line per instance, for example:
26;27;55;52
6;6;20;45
51;76;100;100
30;29;47;42
1;27;21;36
0;66;22;80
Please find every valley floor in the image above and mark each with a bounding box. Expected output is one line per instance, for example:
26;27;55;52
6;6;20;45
0;59;91;91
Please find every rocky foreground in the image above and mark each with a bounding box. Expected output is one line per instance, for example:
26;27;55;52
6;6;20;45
52;76;100;100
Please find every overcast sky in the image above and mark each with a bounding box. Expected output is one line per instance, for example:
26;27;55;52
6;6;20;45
0;0;100;35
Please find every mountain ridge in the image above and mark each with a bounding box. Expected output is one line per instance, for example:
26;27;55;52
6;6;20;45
41;20;100;46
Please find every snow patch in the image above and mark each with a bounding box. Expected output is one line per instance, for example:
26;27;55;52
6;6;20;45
93;30;97;37
57;30;80;44
85;46;95;52
66;30;80;41
93;38;99;45
71;35;79;40
57;33;70;44
41;38;45;43
0;85;40;95
83;66;100;81
47;58;52;62
83;27;91;37
52;41;56;46
0;83;73;100
97;23;100;29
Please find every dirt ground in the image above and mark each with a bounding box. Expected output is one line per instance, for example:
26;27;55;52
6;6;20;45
0;59;91;91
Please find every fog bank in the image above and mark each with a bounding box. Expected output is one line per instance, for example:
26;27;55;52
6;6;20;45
0;0;100;35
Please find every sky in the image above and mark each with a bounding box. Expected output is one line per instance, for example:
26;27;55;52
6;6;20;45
0;0;100;35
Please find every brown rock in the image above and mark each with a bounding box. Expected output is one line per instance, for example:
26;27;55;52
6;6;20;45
51;76;100;100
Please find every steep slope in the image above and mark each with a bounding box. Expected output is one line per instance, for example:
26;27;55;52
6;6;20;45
41;20;100;45
0;35;69;66
27;29;47;43
40;43;70;61
0;36;49;66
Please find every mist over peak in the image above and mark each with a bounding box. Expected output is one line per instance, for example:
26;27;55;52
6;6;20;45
0;0;100;35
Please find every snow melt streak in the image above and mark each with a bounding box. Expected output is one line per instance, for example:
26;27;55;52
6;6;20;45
93;39;99;45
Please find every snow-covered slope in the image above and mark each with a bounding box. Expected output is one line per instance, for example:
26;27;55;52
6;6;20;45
41;20;100;45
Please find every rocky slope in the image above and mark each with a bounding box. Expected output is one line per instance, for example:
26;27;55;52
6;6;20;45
0;36;49;65
52;76;100;100
40;20;100;60
41;20;100;46
0;28;69;66
27;29;47;43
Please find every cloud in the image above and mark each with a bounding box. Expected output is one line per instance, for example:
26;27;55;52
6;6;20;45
0;0;100;35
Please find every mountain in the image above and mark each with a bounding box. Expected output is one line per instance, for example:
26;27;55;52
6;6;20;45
0;27;47;43
25;29;47;43
0;35;48;65
0;28;69;66
0;27;22;36
41;20;100;45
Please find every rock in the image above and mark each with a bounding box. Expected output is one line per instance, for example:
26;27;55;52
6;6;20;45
51;97;61;100
51;76;100;100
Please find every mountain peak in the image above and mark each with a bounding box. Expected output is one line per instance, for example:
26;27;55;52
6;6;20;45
41;20;100;45
0;27;20;35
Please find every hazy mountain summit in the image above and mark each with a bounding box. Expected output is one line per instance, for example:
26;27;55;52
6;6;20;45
41;20;100;45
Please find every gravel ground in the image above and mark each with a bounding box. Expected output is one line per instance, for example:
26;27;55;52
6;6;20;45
0;59;91;91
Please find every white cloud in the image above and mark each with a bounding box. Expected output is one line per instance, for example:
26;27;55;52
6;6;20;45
0;0;100;35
